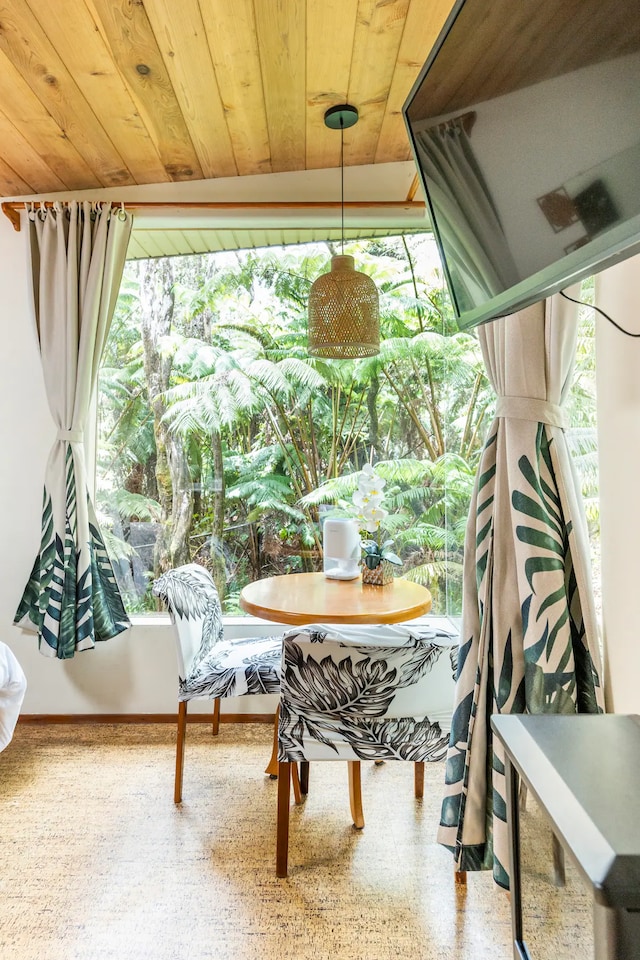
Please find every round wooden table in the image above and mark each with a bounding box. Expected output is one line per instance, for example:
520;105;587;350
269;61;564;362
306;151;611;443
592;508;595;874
241;572;433;779
239;571;432;625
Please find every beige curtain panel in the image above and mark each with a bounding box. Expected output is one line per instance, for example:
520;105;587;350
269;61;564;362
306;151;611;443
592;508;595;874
15;201;133;658
438;292;605;887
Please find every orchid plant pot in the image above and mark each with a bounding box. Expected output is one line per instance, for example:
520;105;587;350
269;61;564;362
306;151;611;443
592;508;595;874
360;538;402;586
361;558;396;586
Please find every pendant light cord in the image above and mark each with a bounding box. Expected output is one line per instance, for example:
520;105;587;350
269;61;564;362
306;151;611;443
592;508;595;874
340;115;345;254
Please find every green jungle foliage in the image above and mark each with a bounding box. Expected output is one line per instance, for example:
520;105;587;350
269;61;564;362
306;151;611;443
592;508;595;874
96;236;597;616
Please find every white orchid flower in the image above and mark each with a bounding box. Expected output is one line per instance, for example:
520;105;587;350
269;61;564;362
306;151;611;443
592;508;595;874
358;474;385;492
362;505;388;532
359;463;385;486
352;489;384;509
350;463;401;574
351;464;394;541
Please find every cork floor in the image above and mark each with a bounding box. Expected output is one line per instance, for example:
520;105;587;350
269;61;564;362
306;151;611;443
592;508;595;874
0;723;590;960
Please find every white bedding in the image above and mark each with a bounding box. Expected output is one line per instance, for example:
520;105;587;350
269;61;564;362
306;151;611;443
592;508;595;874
0;642;27;751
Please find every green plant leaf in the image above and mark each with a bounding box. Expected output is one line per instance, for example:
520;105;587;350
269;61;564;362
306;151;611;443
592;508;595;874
381;550;402;565
361;539;379;553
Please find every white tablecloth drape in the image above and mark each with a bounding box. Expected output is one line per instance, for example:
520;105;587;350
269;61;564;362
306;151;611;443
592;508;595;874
0;643;27;750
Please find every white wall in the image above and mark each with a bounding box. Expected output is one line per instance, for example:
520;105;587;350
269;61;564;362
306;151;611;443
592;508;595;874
595;253;640;712
6;617;279;718
0;164;418;718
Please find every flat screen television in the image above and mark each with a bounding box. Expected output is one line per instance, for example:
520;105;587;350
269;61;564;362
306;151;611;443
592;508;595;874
403;0;640;330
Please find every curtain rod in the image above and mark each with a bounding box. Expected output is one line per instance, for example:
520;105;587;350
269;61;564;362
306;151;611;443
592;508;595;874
1;199;425;233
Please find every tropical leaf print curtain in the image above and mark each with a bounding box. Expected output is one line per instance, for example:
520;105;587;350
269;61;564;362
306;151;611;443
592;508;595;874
14;201;133;658
437;293;605;887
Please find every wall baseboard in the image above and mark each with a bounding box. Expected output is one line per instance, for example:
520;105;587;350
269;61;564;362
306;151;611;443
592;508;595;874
18;713;274;725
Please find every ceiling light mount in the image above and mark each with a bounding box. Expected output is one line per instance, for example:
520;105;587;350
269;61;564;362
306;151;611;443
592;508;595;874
323;104;359;131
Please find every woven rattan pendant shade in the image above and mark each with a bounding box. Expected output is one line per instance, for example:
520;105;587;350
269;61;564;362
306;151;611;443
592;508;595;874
308;254;379;358
307;102;380;359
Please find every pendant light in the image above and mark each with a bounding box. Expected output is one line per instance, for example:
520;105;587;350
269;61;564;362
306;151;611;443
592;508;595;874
308;104;380;359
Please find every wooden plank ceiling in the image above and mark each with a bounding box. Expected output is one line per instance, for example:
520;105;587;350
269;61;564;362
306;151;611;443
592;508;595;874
0;0;455;199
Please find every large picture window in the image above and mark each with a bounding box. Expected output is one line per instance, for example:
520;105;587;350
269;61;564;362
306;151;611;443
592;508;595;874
95;236;599;619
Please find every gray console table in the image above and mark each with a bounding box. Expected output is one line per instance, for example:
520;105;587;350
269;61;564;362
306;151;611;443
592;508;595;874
491;714;640;960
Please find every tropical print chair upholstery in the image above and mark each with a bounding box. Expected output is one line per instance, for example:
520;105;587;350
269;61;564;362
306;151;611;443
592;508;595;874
152;564;282;802
276;622;457;876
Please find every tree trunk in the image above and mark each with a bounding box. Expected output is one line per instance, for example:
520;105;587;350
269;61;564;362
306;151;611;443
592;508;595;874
366;373;380;458
210;430;226;598
139;258;194;574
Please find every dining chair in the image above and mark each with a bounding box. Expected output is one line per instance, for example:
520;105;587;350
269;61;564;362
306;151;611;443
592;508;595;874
152;563;284;803
275;622;456;876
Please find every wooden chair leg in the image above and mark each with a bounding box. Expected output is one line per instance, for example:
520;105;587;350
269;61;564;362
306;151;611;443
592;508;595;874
299;761;310;795
276;760;291;877
291;762;303;805
175;700;188;804
212;698;220;736
265;707;279;778
348;761;365;829
414;761;425;799
455;871;467;885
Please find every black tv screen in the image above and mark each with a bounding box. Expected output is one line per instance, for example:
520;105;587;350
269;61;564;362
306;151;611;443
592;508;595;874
403;0;640;330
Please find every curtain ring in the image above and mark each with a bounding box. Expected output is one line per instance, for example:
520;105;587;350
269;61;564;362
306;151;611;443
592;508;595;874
118;202;127;221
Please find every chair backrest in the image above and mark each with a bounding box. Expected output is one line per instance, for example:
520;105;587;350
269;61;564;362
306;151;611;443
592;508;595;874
152;564;224;681
278;623;456;763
